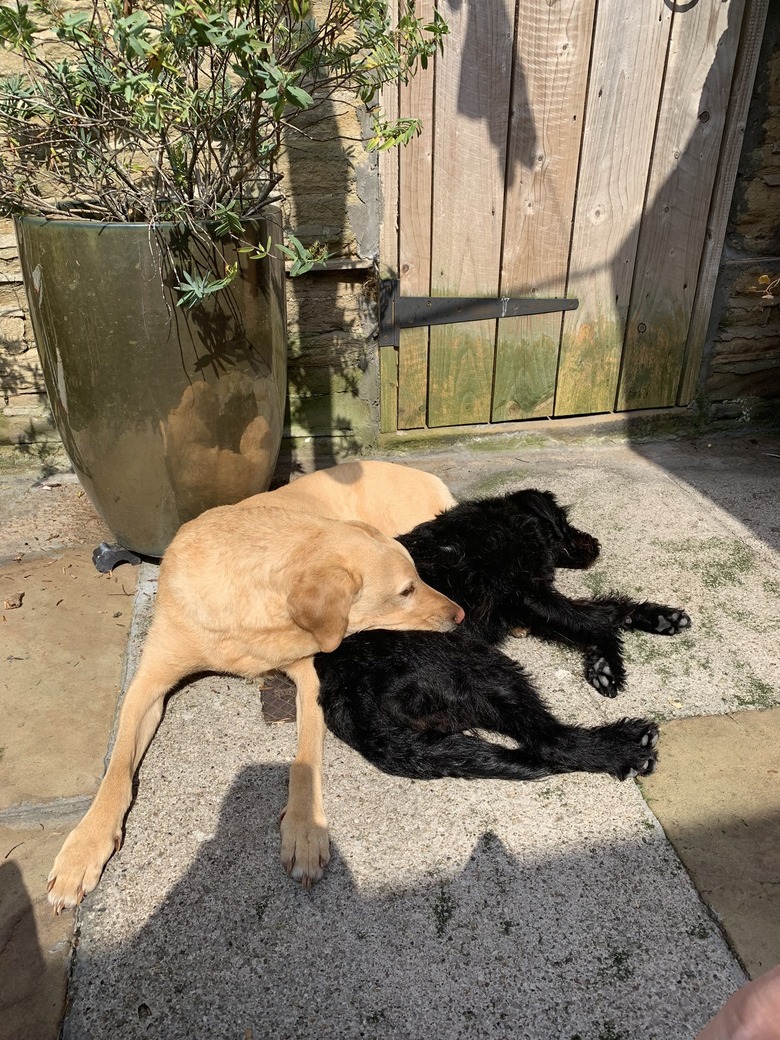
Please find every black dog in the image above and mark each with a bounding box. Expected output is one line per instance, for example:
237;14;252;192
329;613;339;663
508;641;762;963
315;489;690;783
394;488;690;697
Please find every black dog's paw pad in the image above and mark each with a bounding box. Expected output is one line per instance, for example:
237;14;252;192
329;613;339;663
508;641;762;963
606;719;659;779
667;610;691;632
629;603;692;636
625;757;656;779
640;728;659;750
653;609;691;634
587;658;619;698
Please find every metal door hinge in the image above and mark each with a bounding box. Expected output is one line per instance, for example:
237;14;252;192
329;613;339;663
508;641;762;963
378;278;579;348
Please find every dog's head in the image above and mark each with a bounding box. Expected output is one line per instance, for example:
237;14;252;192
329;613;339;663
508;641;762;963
287;520;464;653
504;489;600;569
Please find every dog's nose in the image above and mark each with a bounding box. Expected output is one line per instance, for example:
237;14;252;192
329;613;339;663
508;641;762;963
453;605;465;625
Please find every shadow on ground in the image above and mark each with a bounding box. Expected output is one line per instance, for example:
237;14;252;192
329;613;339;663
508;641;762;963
61;762;744;1040
627;434;780;556
0;861;61;1040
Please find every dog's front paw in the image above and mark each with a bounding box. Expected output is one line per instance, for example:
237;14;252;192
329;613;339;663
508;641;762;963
47;822;121;914
279;808;330;888
561;529;601;569
604;718;659;780
625;603;691;636
586;655;624;698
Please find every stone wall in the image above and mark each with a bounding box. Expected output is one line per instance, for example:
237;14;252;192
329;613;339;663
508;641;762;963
701;8;780;409
278;96;381;458
0;218;56;461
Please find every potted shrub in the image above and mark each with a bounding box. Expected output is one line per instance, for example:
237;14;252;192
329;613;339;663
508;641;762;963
0;0;445;559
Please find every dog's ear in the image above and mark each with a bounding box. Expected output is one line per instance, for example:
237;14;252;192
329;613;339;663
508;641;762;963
514;489;570;539
287;566;363;652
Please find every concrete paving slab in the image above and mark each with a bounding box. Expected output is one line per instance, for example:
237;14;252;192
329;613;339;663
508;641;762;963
65;671;746;1040
640;708;780;979
60;433;780;1040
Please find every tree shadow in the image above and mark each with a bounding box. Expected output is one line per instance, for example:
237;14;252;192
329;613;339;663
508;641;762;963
278;96;376;482
0;299;63;476
453;0;536;190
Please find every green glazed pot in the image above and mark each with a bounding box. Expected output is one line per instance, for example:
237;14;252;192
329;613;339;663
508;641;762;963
15;214;287;557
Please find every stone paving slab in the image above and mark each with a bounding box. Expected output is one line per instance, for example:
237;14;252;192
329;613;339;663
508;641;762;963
0;471;108;563
0;478;132;1040
641;708;780;979
0;817;84;1040
0;550;136;810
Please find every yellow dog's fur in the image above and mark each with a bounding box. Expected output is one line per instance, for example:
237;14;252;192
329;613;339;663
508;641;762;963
261;459;457;536
48;462;460;909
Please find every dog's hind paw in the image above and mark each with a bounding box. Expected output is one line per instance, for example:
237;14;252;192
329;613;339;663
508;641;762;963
603;718;659;780
625;603;691;636
586;656;624;698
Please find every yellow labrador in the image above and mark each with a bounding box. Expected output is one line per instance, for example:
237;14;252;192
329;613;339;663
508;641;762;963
262;459;457;536
258;461;458;883
47;502;463;911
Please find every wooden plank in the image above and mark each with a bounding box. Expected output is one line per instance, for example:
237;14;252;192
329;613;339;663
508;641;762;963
617;0;748;411
379;342;398;434
397;0;436;430
494;315;559;418
554;0;672;417
427;0;515;428
379;0;400;434
396;327;429;428
493;0;594;422
678;0;770;406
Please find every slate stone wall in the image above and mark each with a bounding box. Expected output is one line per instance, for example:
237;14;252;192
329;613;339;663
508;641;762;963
702;9;780;411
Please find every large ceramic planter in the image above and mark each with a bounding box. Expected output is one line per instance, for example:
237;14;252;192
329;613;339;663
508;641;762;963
15;214;287;558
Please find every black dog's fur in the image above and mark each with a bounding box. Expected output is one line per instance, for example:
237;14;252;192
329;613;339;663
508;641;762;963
315;489;690;783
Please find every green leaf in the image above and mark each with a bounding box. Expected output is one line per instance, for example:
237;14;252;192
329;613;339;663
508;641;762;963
0;4;40;57
367;115;422;152
213;202;244;237
247;235;274;260
174;263;239;308
285;84;313;109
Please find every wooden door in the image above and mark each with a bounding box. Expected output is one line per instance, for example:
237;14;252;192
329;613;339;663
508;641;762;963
380;0;753;432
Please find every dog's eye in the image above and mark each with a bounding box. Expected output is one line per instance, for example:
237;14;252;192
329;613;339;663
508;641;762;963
399;583;415;598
